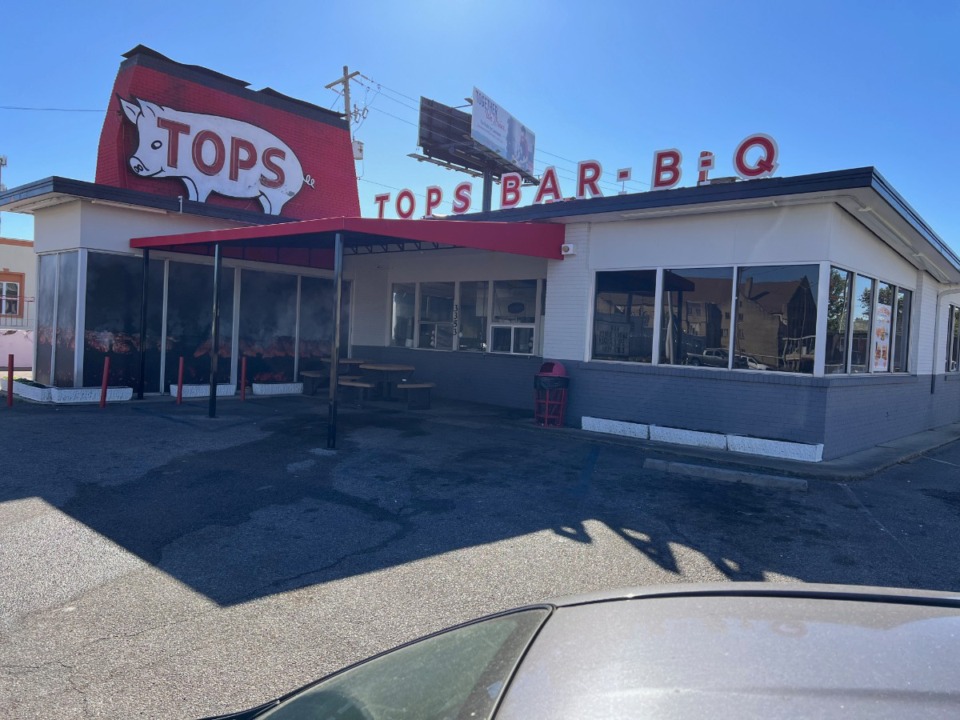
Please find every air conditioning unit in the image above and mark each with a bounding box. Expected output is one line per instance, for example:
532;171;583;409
561;243;576;256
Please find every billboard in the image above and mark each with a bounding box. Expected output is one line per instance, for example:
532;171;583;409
470;88;535;176
96;46;360;220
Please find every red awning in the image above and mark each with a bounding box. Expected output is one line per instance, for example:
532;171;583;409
130;216;564;267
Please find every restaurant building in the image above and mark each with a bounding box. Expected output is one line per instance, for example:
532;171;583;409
2;47;959;461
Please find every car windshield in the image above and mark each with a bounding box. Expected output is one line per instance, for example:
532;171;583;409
257;608;550;720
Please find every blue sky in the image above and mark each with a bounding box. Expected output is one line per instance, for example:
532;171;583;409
2;1;958;251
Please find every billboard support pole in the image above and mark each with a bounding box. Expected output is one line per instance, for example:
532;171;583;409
482;171;493;213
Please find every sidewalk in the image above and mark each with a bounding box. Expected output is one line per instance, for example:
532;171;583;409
408;399;960;483
3;388;957;483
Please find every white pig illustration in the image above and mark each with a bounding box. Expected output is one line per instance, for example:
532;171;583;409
120;96;308;215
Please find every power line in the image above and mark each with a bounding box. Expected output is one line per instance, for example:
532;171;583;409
0;105;101;113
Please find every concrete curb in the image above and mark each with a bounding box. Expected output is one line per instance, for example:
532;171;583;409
643;458;809;491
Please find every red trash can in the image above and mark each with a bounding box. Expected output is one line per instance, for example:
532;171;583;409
534;361;569;427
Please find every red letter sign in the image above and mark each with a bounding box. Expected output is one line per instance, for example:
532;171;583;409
157;118;190;168
260;147;287;188
697;151;714;185
192;130;225;176
229;137;257;181
374;193;391;219
734;134;778;179
534;166;563;204
577;160;603;199
500;172;522;209
425;186;443;217
652;149;682;189
396;189;416;219
452;182;472;214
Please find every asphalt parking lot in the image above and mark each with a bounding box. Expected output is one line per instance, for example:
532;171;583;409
1;395;959;718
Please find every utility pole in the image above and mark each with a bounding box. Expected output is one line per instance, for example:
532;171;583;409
325;66;360;131
0;155;7;235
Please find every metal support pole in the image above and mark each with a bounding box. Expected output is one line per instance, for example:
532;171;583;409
327;232;344;449
482;171;493;213
137;249;150;400
208;243;222;418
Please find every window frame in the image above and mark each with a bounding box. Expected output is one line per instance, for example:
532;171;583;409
589;263;914;377
947;304;960;374
390;279;546;356
0;274;24;318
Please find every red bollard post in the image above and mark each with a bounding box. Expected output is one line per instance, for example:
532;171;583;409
240;356;247;401
99;356;111;409
176;357;185;405
6;354;13;407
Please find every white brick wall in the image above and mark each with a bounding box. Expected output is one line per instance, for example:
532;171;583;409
543;223;592;361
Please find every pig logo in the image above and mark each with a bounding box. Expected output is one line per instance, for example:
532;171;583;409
119;96;312;215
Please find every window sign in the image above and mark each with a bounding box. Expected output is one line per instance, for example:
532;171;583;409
872;283;894;372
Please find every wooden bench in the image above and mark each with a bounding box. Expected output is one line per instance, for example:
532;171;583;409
338;378;377;408
396;382;435;410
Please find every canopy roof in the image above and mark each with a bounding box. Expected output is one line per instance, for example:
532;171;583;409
130;216;565;268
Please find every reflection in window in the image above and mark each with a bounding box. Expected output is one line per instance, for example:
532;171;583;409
593;271;656;362
165;262;234;387
258;609;549;720
54;252;78;387
661;267;732;366
298;276;350;376
458;281;488;352
35;255;57;386
493;280;536;323
948;305;960;373
239;270;298;383
871;282;894;372
825;268;852;374
391;283;415;348
736;265;818;374
419;282;455;350
83;252;164;389
850;275;874;374
893;289;911;373
491;279;537;355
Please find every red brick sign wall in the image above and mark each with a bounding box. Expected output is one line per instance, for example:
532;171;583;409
95;47;360;220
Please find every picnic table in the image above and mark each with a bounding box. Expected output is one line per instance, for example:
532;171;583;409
300;359;369;395
359;363;415;401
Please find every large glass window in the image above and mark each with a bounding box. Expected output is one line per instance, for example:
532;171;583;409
948;305;960;373
458;281;488;352
825;268;852;375
34;254;57;386
54;252;78;387
736;265;818;374
418;282;455;350
239;270;298;383
83;252;164;389
593;271;656;362
391;283;416;348
893;289;911;373
491;279;538;355
661;267;732;367
390;279;544;355
164;261;234;387
850;274;874;374
299;276;351;376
